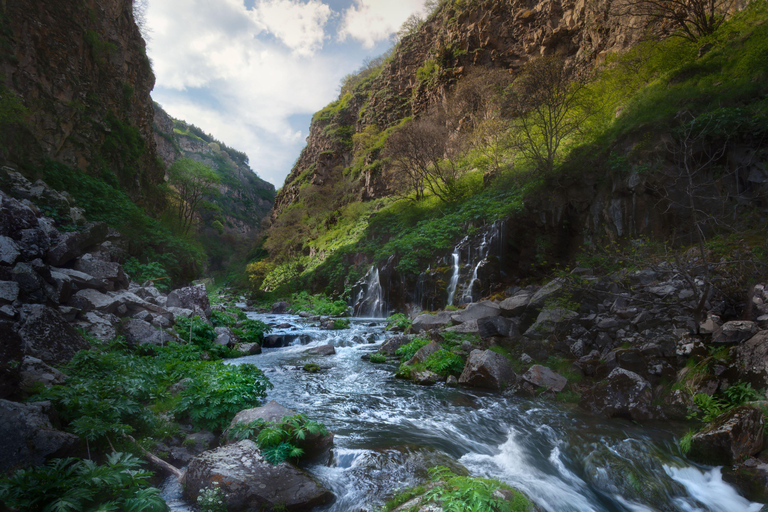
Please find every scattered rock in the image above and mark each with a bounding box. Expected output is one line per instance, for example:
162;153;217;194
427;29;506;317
688;406;764;466
713;321;759;345
498;290;532;317
458;350;517;391
73;254;128;291
521;365;567;392
183;440;333;512
378;335;413;355
166;284;211;317
19;356;67;392
450;301;500;324
18;305;89;365
121;318;178;346
477;316;519;339
444;319;479;334
271;301;291;314
579;368;654;421
523;308;578;340
406;341;441;366
412;311;454;333
305;344;336;356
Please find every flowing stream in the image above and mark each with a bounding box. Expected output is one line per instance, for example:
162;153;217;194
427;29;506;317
164;314;762;512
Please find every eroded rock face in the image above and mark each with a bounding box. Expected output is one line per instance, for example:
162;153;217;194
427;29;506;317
183;440;333;511
688;406;764;466
458;349;517;391
579;368;654;421
412;311;454;333
18;304;89;365
0;399;79;474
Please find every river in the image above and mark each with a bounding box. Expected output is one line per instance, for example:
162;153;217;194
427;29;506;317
163;313;762;512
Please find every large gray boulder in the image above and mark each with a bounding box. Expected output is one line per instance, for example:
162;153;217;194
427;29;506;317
579;368;654;421
458;349;517;391
450;301;500;324
18;305;89;365
477;316;519;339
305;344;335;356
46;222;109;267
412;311;454;333
528;278;566;311
75;312;119;342
688;406;764;466
19;356;67;393
377;334;413;355
121;319;178;346
444;320;479;334
406;341;441;366
737;331;768;390
713;321;759;345
73;254;128;291
51;267;102;290
183;440;333;512
521;364;568;392
524;308;579;340
0;235;20;265
0;399;79;474
166;284;211;317
498;290;532;317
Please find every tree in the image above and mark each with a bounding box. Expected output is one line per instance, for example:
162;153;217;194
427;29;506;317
167;158;220;234
612;0;734;41
505;56;589;175
384;112;463;202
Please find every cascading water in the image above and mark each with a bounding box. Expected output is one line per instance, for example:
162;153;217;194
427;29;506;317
354;266;385;317
445;252;460;306
162;314;762;512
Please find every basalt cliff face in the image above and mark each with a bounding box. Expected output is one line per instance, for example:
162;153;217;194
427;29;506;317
0;0;162;200
272;0;644;220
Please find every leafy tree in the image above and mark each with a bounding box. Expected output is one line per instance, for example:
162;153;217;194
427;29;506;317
167;158;220;234
612;0;734;41
505;56;589;175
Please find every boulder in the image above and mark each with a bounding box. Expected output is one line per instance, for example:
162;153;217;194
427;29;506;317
51;267;103;291
68;288;121;313
214;326;236;348
523;308;579;340
477;316;519;339
12;262;51;303
444;320;479;334
688;406;764;466
305;344;336;356
458;349;517;391
183;440;333;511
409;369;442;385
73;254;128;291
0;322;24;400
225;401;333;461
0;192;39;239
19;356;67;392
737;331;768;390
412;311;454;333
406;341;441;366
262;333;310;348
17;227;51;260
121;319;178;346
579;368;654;421
75;311;119;342
18;305;89;365
450;301;500;324
713;321;759;345
0;235;20;265
527;278;566;310
271;301;290;314
498;290;532;317
46;222;109;267
0;280;20;303
166;284;211;318
47;270;73;304
521;365;568;392
378;335;413;355
185;431;217;454
0;399;79;474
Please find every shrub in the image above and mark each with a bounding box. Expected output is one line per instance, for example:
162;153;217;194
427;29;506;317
424;466;533;512
123;257;170;292
332;318;351;330
227;414;328;465
233;319;272;344
197;484;227;512
425;350;464;376
174;315;216;347
211;310;237;328
369;354;387;364
175;363;272;431
395;337;430;361
386;313;412;331
0;453;166;512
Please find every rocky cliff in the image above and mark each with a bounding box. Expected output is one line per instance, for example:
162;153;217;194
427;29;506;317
152;104;275;241
0;0;162;201
272;0;645;220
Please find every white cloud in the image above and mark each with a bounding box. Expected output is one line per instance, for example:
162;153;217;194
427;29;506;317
252;0;332;57
338;0;428;48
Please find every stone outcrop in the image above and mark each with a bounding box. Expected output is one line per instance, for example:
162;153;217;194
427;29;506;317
458;349;517;390
579;368;654;421
412;311;454;332
688;406;764;466
183;440;333;511
17;305;90;365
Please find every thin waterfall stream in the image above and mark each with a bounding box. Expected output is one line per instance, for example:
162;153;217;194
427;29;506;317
163;313;761;512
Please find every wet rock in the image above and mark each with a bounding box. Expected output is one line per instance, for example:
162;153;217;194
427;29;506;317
0;399;79;474
722;458;768;504
378;334;414;355
73;253;128;291
19;356;67;393
713;321;759;345
521;365;567;392
412;311;454;332
18;305;89;365
688;406;764;466
121;319;178;346
451;301;500;324
477;316;519;339
458;349;517;391
262;333;311;348
498;290;532;317
271;301;291;314
523;308;578;340
410;369;442;385
305;344;336;356
183;440;333;511
167;284;211;318
579;368;654;421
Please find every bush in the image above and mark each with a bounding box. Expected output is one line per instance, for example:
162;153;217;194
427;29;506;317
395;337;430;361
332;318;351;330
0;453;166;512
176;363;272;431
425;350;464;376
227;414;328;465
233;319;272;344
424;466;533;512
369;354;387;364
123;257;170;292
174;316;216;347
197;484;227;512
386;313;412;331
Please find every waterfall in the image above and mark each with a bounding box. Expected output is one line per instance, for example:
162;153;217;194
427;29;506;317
461;231;489;304
446;252;460;307
354;266;385;318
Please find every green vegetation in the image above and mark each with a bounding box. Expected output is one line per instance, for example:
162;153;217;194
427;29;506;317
227;414;329;465
369;354;387;364
386;313;413;331
332;318;351;330
167;158;220;235
424;350;464;376
232;319;272;344
0;453;166;512
395;338;431;361
286;291;349;316
688;381;763;422
197;484;227;512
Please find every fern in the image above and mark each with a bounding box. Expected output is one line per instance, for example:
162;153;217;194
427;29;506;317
232;414;328;465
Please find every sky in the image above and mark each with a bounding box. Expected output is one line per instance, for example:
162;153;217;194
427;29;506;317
144;0;430;187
